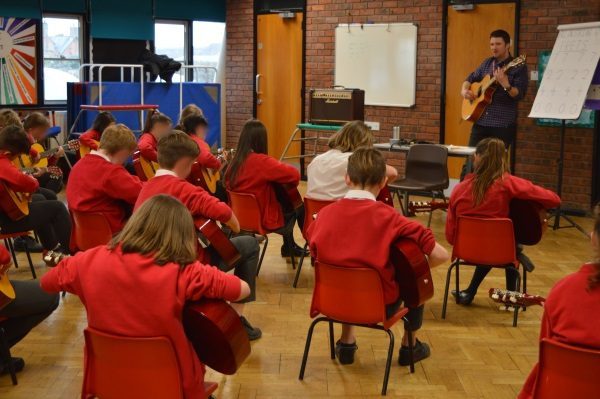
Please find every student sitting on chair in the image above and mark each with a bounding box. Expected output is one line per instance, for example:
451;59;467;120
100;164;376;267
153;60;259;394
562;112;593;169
307;120;398;201
40;195;250;399
175;103;203;130
446;138;560;305
138;110;172;163
307;148;449;365
518;204;600;399
78;111;116;152
134;132;262;340
67;124;143;234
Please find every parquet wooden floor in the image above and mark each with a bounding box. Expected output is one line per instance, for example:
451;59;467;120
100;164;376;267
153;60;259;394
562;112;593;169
0;184;594;398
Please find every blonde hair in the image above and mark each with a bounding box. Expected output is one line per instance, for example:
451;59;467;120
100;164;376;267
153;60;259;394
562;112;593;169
328;120;373;152
177;104;204;127
0;109;22;129
472;138;510;206
99;124;137;155
110;194;197;266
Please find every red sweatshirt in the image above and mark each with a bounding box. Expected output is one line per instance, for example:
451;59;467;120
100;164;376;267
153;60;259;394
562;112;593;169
79;128;101;150
0;154;39;193
138;132;158;162
190;136;221;170
446;173;560;245
225;152;300;231
40;245;242;399
518;264;600;399
307;194;436;304
66;153;143;233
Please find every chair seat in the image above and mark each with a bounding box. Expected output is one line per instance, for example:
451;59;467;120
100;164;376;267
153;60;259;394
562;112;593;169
389;177;447;192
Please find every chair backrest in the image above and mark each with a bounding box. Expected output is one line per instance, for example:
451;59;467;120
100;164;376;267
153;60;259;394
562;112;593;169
533;338;600;399
82;328;184;399
405;144;449;188
227;191;267;235
453;216;516;265
310;262;387;325
70;210;113;251
302;197;335;240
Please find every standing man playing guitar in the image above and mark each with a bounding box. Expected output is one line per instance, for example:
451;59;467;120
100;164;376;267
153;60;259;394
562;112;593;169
461;29;528;179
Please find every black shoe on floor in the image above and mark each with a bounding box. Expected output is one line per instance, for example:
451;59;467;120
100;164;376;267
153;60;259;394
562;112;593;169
335;340;358;365
398;339;430;366
240;316;262;341
451;290;475;305
12;236;43;253
280;244;309;258
0;357;25;375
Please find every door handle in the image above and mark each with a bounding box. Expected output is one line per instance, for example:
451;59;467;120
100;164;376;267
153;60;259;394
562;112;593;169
256;74;262;95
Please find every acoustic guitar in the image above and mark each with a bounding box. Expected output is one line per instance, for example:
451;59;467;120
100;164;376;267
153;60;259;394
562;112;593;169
195;218;241;270
183;298;251;375
376;186;394;207
273;182;304;212
488;288;545;308
79;140;99;158
390;238;434;308
509;199;548;246
14;140;80;169
0;270;16;311
132;151;160;182
188;149;234;194
461;55;527;122
0;182;30;221
407;200;448;217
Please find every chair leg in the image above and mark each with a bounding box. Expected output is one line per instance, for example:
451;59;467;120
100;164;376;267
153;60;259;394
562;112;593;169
512;267;522;327
381;329;395;396
292;243;308;288
6;239;18;269
24;247;36;279
427;192;435;228
288;240;296;270
455;264;460;303
0;327;17;385
328;321;335;359
442;261;458;319
403;192;410;216
299;317;327;380
522;269;527;312
256;235;269;276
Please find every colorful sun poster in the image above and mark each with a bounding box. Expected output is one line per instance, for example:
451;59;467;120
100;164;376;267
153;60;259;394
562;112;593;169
0;17;37;105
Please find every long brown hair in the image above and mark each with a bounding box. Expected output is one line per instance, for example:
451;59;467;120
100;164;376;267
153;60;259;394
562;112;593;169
328;120;373;152
110;195;197;266
143;110;172;133
472;138;509;206
589;204;600;290
225;119;268;188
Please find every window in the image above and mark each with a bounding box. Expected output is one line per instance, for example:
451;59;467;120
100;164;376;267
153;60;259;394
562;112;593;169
42;16;82;102
154;21;187;82
192;22;225;83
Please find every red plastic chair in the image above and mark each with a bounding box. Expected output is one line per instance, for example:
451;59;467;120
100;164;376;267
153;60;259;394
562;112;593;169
441;216;522;326
1;231;36;278
292;197;335;288
532;338;600;399
0;317;17;385
70;210;113;252
227;190;296;275
299;262;413;395
82;327;217;399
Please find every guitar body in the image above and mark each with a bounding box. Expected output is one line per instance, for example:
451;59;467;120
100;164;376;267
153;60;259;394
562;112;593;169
509;199;548;246
273;183;303;212
14;143;47;169
187;163;219;194
390;239;434;308
195;218;241;270
461;75;497;122
0;182;30;221
0;273;16;311
132;151;159;181
183;299;251;375
79;140;98;158
376;186;394;207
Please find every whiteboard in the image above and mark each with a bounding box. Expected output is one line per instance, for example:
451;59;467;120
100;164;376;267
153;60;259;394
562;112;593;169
335;23;417;107
529;21;600;119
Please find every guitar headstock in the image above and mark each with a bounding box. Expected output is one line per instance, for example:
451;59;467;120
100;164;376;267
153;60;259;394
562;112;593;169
67;139;81;151
488;288;545;308
505;54;527;71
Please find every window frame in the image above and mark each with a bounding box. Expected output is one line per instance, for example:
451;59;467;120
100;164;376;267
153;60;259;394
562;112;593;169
154;19;190;81
191;20;226;83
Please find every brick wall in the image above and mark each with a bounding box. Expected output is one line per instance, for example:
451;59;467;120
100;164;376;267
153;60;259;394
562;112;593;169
226;0;600;210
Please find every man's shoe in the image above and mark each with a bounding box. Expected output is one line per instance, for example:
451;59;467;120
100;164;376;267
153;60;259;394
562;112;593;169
12;236;43;253
398;339;430;366
240;316;262;341
0;357;25;375
335;340;358;365
280;244;309;258
451;290;475;305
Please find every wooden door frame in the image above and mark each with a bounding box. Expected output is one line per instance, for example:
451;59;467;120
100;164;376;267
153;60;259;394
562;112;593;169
440;0;521;172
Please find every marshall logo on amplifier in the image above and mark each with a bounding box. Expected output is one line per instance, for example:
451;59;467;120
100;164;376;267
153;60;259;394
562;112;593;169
309;88;365;125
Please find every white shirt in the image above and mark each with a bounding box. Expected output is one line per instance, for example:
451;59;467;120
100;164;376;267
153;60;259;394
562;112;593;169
155;169;178;178
306;149;352;200
344;189;376;201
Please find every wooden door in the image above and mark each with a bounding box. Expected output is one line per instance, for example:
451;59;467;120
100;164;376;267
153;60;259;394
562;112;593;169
256;13;303;161
444;3;515;178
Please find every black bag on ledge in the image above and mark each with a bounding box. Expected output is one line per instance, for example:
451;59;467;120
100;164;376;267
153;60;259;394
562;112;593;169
139;49;182;83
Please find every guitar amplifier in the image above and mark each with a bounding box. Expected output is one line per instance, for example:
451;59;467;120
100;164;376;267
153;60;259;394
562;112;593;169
309;88;365;125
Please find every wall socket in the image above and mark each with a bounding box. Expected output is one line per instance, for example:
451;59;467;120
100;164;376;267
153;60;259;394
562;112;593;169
365;121;380;130
530;71;539;81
